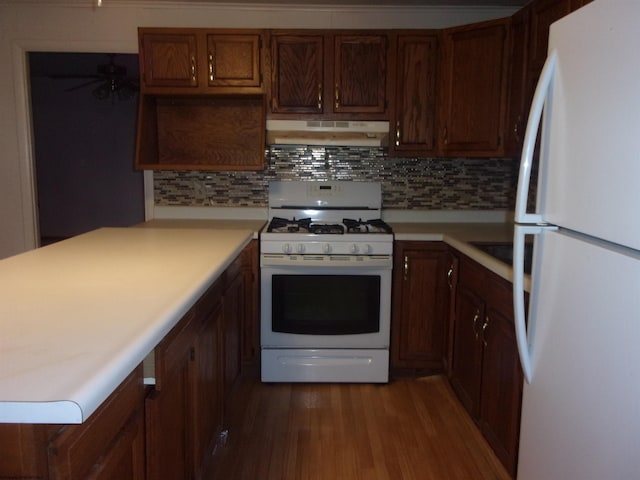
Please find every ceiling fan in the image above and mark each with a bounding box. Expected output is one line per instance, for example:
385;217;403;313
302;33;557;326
48;53;139;101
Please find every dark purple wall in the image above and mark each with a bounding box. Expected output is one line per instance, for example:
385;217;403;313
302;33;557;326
29;52;144;242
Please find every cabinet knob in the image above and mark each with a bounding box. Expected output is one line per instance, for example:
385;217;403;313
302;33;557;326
208;53;215;81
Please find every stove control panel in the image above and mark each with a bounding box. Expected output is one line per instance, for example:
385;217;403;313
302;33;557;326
263;239;392;256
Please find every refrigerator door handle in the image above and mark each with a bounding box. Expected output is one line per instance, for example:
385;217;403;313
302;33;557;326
514;51;557;225
513;224;556;384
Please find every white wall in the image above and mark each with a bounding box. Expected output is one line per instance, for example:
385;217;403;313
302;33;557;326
0;0;517;259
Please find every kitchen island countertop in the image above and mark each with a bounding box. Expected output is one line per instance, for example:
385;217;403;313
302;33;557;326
0;227;253;424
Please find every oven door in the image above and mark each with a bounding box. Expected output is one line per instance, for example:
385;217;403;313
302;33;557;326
260;254;392;349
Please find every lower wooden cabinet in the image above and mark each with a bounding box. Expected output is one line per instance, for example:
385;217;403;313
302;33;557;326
146;277;225;480
0;367;145;480
449;252;523;477
391;241;454;375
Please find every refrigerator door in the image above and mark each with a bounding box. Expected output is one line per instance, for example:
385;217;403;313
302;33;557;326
517;228;640;480
534;1;640;250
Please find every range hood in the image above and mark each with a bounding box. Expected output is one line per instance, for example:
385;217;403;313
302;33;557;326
266;119;389;147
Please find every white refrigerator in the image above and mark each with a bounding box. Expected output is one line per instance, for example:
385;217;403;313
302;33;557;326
512;1;640;479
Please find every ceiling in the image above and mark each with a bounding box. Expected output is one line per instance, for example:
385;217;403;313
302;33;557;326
101;0;529;5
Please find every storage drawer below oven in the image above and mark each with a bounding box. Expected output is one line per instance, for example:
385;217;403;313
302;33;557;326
261;348;389;383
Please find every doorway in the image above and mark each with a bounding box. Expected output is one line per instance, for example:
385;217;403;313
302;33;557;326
28;52;145;246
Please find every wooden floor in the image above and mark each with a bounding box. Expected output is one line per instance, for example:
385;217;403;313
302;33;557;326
207;372;511;480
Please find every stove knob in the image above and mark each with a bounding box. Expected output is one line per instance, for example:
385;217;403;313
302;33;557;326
282;243;291;254
363;244;373;254
296;243;306;254
323;243;332;254
350;243;359;254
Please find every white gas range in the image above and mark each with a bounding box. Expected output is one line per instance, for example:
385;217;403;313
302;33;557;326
260;181;393;383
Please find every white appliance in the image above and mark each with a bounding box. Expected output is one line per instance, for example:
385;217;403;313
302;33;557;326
260;181;393;383
512;1;640;478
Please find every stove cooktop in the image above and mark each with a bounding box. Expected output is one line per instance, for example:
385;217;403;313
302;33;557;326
266;217;393;235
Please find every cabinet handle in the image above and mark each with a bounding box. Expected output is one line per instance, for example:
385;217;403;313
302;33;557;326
208;53;214;81
189;346;196;361
482;316;490;346
395;121;401;147
403;255;409;281
443;126;448;145
317;84;322;110
190;55;196;81
472;309;480;340
447;264;454;289
335;83;340;110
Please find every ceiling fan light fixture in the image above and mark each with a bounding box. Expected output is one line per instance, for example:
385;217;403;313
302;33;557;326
92;83;111;100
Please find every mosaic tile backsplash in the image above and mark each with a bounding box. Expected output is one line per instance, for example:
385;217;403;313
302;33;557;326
154;146;520;210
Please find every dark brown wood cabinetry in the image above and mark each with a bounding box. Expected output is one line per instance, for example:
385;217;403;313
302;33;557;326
269;33;325;115
145;280;224;480
139;28;264;94
439;18;510;157
449;252;523;477
0;368;145;480
389;33;439;156
240;240;260;365
269;31;389;119
136;28;266;171
391;242;453;375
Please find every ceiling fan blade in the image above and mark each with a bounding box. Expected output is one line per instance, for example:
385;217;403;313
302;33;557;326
64;78;104;92
48;74;102;79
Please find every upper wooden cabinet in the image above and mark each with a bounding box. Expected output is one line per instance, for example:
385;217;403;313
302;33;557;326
139;28;264;95
439;18;509;157
333;34;388;115
268;31;390;119
528;0;571;73
389;32;439;156
270;33;325;114
505;4;531;157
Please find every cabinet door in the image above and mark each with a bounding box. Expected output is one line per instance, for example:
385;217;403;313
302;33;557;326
449;284;484;418
270;34;325;114
145;354;192;480
49;368;145;480
391;34;438;156
391;242;450;373
241;240;259;365
146;314;195;480
206;33;262;88
140;32;199;89
440;18;509;156
191;299;224;479
478;305;523;478
333;34;388;115
505;5;531;157
528;0;571;73
223;270;243;394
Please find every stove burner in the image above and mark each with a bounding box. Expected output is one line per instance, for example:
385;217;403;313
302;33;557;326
266;216;393;235
267;217;312;233
309;224;345;235
343;218;393;234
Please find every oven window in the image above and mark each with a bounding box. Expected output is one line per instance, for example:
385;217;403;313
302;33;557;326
272;275;381;335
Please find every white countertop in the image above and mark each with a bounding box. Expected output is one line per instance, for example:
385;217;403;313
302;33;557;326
0;227;253;424
391;222;531;290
